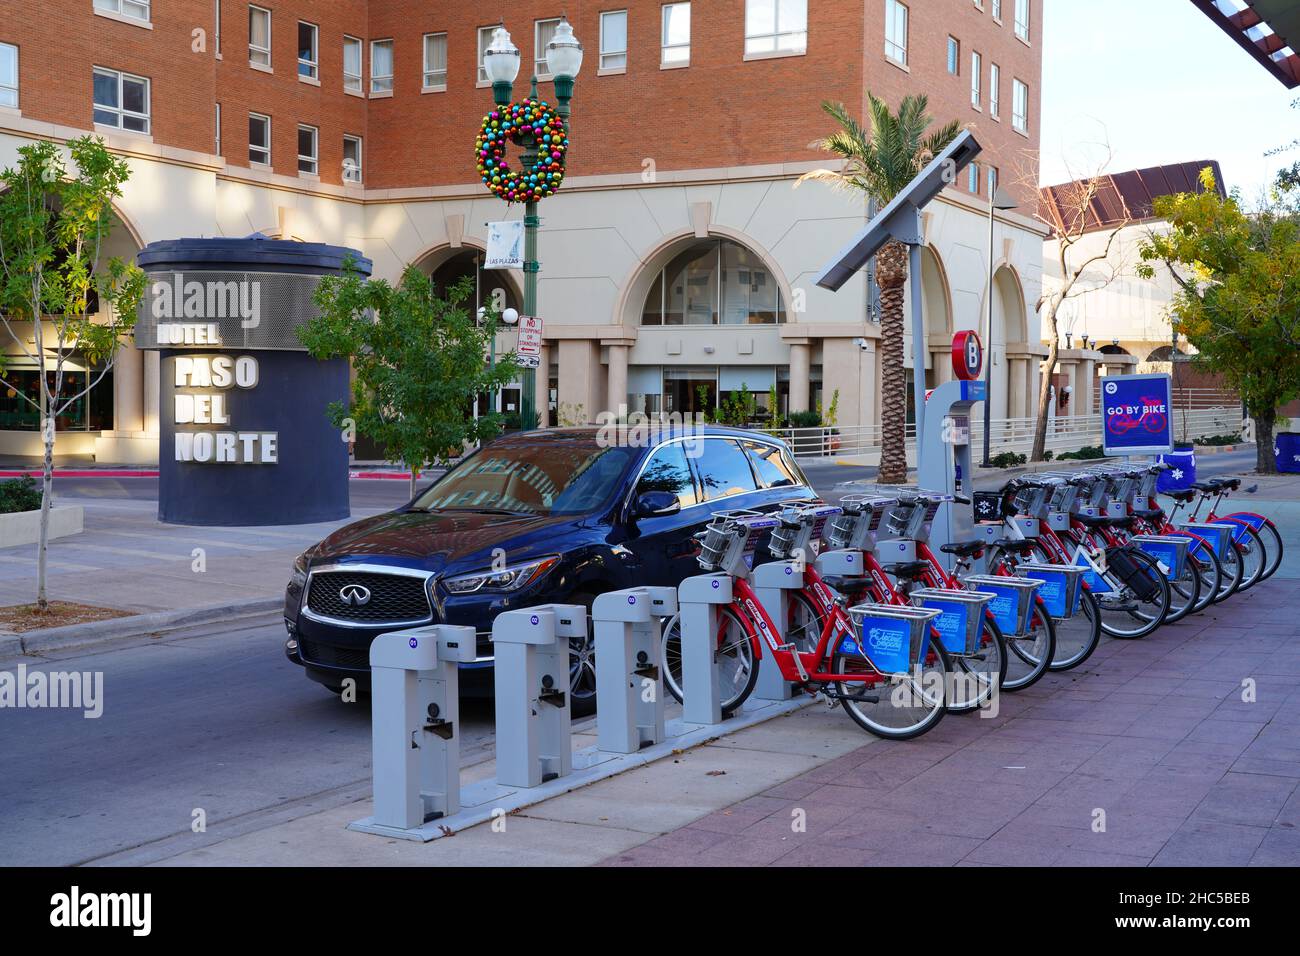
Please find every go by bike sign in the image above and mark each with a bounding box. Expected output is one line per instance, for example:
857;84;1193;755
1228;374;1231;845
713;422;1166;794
1100;372;1174;457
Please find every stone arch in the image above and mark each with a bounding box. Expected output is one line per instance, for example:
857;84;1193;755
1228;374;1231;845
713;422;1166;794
410;240;524;314
614;226;794;334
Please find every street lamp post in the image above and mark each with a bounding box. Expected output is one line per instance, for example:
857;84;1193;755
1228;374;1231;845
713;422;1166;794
481;21;582;430
980;179;1019;467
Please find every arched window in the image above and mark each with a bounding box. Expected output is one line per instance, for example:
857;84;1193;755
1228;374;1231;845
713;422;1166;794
641;238;784;325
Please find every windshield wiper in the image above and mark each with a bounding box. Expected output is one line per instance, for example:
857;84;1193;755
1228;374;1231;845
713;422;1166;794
429;507;537;516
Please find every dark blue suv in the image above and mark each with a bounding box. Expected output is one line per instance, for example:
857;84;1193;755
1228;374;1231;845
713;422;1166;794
283;426;816;712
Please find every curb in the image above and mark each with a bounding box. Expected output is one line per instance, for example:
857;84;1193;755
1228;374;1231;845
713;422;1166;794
7;598;283;655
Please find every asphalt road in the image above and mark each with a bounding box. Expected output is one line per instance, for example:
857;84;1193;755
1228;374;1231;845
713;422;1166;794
2;447;1264;866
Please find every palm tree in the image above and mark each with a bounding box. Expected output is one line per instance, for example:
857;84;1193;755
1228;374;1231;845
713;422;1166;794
798;93;961;484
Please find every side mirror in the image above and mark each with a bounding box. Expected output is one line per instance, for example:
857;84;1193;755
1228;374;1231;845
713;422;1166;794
634;491;680;519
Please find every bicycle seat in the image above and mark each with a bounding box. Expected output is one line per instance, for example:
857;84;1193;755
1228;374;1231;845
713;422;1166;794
1166;489;1196;503
939;540;985;557
881;560;930;579
1132;507;1164;520
1190;481;1218;492
992;538;1037;552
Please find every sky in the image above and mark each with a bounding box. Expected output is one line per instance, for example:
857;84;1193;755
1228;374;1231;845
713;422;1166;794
1040;0;1297;201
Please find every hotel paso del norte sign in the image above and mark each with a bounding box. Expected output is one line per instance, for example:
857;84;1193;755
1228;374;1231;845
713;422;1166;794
135;237;372;526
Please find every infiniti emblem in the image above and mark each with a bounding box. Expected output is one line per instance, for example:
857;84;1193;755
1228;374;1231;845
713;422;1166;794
339;584;372;607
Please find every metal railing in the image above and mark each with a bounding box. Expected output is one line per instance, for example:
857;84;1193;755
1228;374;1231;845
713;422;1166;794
768;406;1244;461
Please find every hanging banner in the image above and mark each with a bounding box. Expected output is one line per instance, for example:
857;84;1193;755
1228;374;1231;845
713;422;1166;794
484;220;524;270
1100;372;1174;457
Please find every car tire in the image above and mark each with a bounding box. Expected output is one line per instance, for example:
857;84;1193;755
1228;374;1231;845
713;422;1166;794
567;590;604;718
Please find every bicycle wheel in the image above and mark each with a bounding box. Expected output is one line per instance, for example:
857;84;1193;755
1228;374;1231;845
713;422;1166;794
659;606;760;714
946;617;1007;714
1214;537;1245;601
1229;523;1267;593
1094;547;1170;639
1159;546;1201;625
832;638;949;740
1001;604;1055;691
1252;519;1284;580
1185;547;1220;615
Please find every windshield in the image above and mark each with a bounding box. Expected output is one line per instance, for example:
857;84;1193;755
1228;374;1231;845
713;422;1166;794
413;437;639;517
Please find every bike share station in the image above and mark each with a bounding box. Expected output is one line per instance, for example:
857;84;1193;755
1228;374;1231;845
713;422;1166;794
348;580;821;841
347;130;1005;843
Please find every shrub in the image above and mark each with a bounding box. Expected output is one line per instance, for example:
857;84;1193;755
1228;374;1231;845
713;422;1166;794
988;451;1027;468
0;476;42;515
788;410;823;428
1195;433;1242;446
1057;444;1106;461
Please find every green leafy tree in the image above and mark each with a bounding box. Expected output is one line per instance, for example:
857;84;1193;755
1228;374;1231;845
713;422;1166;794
798;93;960;483
1138;168;1300;474
0;138;145;610
298;265;519;497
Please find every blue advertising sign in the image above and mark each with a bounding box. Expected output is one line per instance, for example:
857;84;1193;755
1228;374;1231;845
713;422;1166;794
1100;372;1174;457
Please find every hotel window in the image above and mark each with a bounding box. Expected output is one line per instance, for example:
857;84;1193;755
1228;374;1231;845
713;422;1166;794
423;33;447;89
94;0;150;23
249;5;271;68
215;102;221;154
535;18;561;78
298;22;318;79
1014;0;1029;41
343;135;362;183
248;112;270;165
215;0;221;54
92;67;150;133
946;36;958;74
883;0;907;65
992;0;1002;20
370;39;393;94
477;26;495;83
1012;77;1028;132
989;62;1000;117
343;36;362;93
297;124;317;174
746;0;807;57
987;165;999;193
0;43;16;109
600;10;628;70
662;3;690;66
970;50;981;107
968;162;979;194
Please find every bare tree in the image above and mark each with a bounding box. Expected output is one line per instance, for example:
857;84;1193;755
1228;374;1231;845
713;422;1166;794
1025;147;1131;461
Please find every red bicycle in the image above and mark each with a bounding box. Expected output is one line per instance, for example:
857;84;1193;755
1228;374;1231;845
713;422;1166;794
660;508;952;740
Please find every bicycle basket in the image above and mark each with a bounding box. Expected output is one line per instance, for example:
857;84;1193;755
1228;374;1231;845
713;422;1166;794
964;575;1041;638
1016;562;1085;620
912;587;996;655
884;500;921;538
844;603;941;676
1011;486;1047;517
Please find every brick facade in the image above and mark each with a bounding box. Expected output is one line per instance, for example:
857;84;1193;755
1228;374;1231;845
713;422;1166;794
4;0;1040;197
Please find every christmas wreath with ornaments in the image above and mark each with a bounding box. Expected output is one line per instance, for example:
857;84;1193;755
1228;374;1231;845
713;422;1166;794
475;97;568;203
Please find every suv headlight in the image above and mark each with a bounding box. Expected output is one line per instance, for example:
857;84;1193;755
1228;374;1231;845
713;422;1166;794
290;551;310;590
443;556;560;594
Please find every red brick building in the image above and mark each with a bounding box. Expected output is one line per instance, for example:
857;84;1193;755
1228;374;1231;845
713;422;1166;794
1;0;1046;462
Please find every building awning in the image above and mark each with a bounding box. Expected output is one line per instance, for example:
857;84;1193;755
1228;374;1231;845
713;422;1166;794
1192;0;1299;89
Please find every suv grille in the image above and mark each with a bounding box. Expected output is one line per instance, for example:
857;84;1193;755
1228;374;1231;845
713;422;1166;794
306;570;432;624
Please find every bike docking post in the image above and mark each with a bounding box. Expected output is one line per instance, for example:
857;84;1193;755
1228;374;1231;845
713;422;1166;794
677;573;734;725
592;586;677;753
348;624;477;839
491;604;585;788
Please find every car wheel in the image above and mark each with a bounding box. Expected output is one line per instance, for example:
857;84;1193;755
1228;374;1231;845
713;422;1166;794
567;590;603;718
